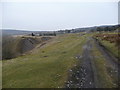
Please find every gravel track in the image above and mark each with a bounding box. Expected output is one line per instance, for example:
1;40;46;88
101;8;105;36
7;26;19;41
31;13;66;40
65;37;119;88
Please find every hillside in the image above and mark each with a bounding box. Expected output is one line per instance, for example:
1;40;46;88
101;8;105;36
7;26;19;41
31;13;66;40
2;30;33;36
2;32;119;88
2;29;56;36
2;33;87;88
2;35;53;60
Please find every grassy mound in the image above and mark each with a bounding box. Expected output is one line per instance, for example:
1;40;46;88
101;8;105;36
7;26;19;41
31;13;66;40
2;36;52;60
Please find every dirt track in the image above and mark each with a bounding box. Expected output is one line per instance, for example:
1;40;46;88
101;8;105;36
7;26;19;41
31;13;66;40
65;37;119;88
94;38;119;88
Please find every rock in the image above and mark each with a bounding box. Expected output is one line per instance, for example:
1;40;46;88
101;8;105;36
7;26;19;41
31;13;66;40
69;69;72;72
76;77;79;80
77;71;79;73
67;84;70;88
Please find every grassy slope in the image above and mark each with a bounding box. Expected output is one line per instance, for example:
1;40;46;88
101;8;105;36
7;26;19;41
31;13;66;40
94;32;119;59
2;36;21;59
3;33;87;88
99;40;119;59
2;36;47;60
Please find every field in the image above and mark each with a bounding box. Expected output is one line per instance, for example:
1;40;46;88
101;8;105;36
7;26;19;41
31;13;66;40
2;33;87;88
2;32;119;88
2;1;119;88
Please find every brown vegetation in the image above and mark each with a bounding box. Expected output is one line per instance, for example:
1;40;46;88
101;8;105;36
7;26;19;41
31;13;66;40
95;33;120;48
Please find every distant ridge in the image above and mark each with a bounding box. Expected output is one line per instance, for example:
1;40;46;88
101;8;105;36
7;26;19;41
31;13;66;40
2;24;120;35
2;29;33;36
2;29;53;36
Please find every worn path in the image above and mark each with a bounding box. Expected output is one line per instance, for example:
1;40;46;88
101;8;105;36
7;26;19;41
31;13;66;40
65;37;119;88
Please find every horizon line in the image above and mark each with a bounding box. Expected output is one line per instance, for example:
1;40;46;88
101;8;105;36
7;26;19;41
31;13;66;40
1;24;119;31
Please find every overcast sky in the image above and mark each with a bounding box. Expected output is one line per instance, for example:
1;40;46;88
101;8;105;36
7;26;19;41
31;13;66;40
2;1;118;31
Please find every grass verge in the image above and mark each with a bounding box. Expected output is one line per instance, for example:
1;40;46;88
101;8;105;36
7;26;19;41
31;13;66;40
98;40;119;59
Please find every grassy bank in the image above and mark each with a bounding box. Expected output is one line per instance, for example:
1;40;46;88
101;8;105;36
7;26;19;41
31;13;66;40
2;36;21;59
93;33;119;59
98;40;119;59
3;33;87;88
2;35;52;60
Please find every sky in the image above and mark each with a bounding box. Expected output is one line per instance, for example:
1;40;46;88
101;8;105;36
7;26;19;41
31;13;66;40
1;0;118;31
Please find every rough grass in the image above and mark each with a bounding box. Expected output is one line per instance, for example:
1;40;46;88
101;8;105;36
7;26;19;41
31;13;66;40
93;33;119;59
2;33;87;88
99;40;119;59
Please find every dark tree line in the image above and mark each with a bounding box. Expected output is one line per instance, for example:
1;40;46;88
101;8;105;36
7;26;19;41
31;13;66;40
39;33;56;36
31;32;56;36
96;25;120;32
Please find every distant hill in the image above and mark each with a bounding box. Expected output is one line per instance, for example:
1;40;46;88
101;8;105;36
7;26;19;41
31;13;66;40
2;29;35;36
2;24;120;36
57;24;120;34
2;29;56;36
71;24;120;33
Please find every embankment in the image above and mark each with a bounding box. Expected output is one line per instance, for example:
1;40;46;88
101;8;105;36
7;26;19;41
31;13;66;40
2;36;52;60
